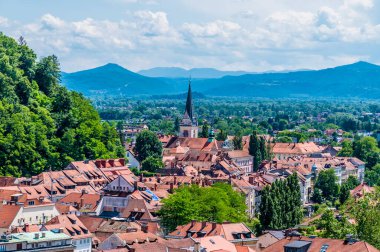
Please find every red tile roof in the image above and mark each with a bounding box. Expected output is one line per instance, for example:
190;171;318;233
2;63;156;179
0;205;21;229
262;237;379;252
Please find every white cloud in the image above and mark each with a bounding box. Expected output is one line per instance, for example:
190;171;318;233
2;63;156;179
0;0;379;72
40;14;65;30
0;16;9;27
134;10;170;36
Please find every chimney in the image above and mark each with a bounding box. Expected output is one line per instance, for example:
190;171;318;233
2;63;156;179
169;183;174;193
80;197;84;208
249;176;254;185
194;241;201;252
157;174;161;183
41;232;46;238
34;233;39;239
154;183;157;191
141;222;148;233
201;221;207;229
211;222;217;231
119;158;125;166
95;160;101;168
190;220;196;228
140;174;144;182
109;159;115;167
101;160;106;168
134;181;138;191
174;176;177;185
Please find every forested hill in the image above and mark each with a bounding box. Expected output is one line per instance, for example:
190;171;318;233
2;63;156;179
0;34;125;177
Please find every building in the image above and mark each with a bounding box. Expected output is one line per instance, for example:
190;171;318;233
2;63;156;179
262;235;379;252
167;221;257;248
42;214;92;252
271;142;323;160
0;230;73;252
0;204;60;233
226;150;254;174
179;81;198;138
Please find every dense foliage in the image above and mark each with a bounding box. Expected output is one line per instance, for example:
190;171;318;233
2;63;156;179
249;131;271;171
141;156;164;173
259;173;303;230
351;188;380;249
134;130;163;162
313;169;340;202
312;210;356;239
158;183;247;232
0;34;124;176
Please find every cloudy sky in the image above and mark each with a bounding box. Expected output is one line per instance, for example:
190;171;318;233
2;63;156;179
1;0;380;72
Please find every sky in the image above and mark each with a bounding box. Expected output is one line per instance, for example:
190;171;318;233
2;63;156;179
0;0;380;72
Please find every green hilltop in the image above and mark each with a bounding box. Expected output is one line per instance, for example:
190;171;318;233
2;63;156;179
0;33;125;177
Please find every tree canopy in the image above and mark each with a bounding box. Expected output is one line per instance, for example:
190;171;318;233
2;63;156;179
0;34;125;177
313;169;340;202
134;130;163;162
259;173;303;230
158;183;247;232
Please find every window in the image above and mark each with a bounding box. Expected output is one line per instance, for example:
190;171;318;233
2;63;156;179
28;201;35;205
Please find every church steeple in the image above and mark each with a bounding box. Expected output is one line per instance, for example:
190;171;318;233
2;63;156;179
185;79;193;122
179;78;198;138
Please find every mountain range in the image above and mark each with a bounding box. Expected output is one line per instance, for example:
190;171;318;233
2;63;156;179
138;67;251;79
61;61;380;99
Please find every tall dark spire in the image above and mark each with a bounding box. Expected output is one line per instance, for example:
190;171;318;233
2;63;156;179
185;78;193;122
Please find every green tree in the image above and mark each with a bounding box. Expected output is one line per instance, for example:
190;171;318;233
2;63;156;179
345;175;360;190
249;131;260;171
313;210;356;239
365;164;380;186
259;173;302;230
353;137;380;169
314;169;340;201
158;183;247;232
134;130;162;162
200;121;209;138
311;188;324;204
352;190;380;248
0;34;125;176
339;183;350;204
174;117;180;133
216;129;227;141
34;55;60;95
141;156;163;173
232;134;243;150
337;140;353;157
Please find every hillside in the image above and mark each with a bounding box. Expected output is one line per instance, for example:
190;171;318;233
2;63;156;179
62;63;182;96
62;62;380;99
0;34;125;177
200;61;380;98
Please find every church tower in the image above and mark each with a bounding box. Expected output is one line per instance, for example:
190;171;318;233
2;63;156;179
179;80;198;138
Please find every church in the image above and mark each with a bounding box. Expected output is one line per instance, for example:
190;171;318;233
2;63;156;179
179;80;199;138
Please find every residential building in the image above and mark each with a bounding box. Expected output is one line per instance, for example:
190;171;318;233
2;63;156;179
167;221;257;248
42;214;92;252
0;230;73;252
262;235;379;252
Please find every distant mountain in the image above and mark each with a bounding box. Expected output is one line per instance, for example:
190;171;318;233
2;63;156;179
61;61;380;98
198;61;380;98
61;63;181;96
138;67;251;78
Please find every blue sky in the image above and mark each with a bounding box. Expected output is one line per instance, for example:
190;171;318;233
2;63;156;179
1;0;380;72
